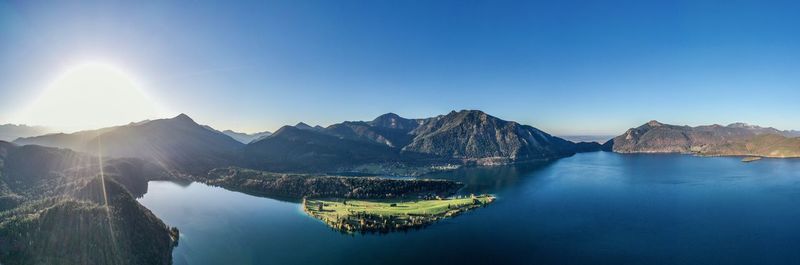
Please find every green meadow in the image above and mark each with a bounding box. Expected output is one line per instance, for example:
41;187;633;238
304;195;495;233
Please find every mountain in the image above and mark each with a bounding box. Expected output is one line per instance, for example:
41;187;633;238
222;129;272;144
13;114;244;174
245;110;579;173
0;124;51;142
403;110;576;164
325;120;417;148
609;120;800;157
0;141;177;264
611;120;741;153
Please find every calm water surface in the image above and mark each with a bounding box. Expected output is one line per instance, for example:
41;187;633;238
138;152;800;265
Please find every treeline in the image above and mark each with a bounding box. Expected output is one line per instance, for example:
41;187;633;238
0;141;177;265
204;167;463;200
321;210;433;234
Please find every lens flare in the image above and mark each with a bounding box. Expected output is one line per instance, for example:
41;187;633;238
12;62;168;132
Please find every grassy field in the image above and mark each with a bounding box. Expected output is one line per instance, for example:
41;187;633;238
304;195;494;233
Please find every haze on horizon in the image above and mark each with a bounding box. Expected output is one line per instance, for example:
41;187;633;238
1;0;799;135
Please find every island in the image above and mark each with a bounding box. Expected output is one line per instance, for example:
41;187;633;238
303;194;495;233
741;156;762;162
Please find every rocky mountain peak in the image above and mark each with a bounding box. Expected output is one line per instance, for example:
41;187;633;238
295;122;314;130
646;120;663;127
453;109;488;118
369;113;417;131
727;122;755;129
173;113;194;122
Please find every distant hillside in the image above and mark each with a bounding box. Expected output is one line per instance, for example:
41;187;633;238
244;125;436;173
0;124;51;142
609;120;800;158
574;141;606;153
0;141;177;264
325;113;418;148
245;110;581;174
559;135;615;144
14;114;244;174
702;134;800;158
221;130;272;144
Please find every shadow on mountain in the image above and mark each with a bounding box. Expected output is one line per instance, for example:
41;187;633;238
0;141;177;265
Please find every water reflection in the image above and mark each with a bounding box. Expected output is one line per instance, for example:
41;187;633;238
423;160;556;194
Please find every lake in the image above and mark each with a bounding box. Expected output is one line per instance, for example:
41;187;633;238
138;152;800;265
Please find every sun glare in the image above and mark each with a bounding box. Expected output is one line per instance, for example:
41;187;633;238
13;62;167;132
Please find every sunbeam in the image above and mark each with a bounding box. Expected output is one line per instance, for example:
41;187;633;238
96;132;121;264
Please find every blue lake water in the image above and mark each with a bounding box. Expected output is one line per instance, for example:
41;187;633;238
138;152;800;265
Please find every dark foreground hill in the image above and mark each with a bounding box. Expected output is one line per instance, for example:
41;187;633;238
608;120;800;157
0;141;178;265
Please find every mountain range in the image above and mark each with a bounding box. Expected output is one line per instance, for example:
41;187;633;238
15;109;799;179
0;124;51;142
14;114;243;174
14;110;599;176
607;120;800;157
244;110;588;173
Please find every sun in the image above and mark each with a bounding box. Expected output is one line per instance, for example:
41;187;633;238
13;62;167;132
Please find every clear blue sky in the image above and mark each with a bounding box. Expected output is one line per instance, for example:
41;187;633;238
1;0;799;135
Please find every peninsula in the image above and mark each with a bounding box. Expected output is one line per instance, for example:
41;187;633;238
304;195;495;233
